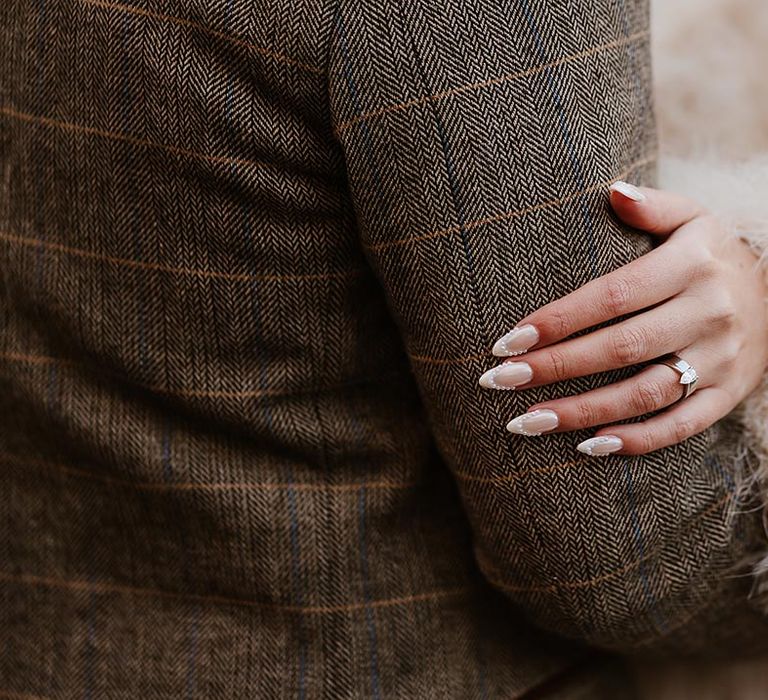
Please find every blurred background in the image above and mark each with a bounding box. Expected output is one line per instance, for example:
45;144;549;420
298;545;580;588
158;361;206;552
654;0;768;159
634;1;768;697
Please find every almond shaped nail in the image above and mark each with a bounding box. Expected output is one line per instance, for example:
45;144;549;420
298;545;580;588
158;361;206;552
506;409;559;436
609;180;646;202
577;435;624;456
478;362;533;390
492;324;539;357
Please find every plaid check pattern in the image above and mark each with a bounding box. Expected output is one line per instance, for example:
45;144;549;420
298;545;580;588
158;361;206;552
1;0;766;697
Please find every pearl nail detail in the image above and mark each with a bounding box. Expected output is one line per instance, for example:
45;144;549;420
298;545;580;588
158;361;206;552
609;180;646;202
506;409;559;436
478;362;533;390
577;435;624;456
492;324;539;357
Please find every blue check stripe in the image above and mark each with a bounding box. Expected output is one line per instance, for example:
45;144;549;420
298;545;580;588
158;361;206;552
335;11;383;194
623;460;666;633
705;454;736;494
509;0;605;637
185;607;201;700
614;0;666;635
513;0;664;636
119;13;150;373
616;0;646;119
394;12;492;694
335;12;385;697
32;0;48;287
160;419;201;698
220;3;307;694
34;0;59;422
285;470;308;699
83;585;97;700
705;454;746;542
358;487;382;700
401;24;484;329
513;0;598;279
30;1;97;695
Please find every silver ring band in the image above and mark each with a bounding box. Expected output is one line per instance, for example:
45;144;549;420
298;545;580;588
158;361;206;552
655;353;699;402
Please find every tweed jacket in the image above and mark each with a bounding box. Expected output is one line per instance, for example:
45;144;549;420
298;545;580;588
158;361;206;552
3;0;768;698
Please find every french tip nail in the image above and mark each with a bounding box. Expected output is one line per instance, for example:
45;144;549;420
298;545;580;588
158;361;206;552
576;435;624;456
478;362;532;390
610;180;646;202
491;340;511;357
491;324;540;357
478;371;493;389
478;367;516;391
506;408;559;436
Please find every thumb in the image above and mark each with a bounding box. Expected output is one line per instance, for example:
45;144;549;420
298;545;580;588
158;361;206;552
609;180;706;236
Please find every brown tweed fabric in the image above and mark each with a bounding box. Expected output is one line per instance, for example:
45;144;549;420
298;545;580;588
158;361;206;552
1;0;767;698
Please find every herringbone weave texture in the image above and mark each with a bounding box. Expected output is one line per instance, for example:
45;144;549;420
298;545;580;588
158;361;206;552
2;0;767;698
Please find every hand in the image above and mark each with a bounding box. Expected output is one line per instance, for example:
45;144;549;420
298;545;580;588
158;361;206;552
479;181;768;456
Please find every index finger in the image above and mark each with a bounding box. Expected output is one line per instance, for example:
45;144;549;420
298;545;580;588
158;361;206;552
494;241;691;356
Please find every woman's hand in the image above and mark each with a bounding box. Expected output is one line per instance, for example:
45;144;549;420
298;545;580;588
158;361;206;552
479;181;768;456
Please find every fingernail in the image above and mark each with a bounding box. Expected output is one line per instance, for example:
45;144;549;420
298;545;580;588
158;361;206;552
506;409;559;436
492;324;539;357
610;180;646;202
478;362;533;390
577;435;624;456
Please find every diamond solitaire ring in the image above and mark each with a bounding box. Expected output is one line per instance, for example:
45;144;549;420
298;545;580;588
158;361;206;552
655;353;699;403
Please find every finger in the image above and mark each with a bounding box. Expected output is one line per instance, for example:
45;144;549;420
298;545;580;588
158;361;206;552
508;239;693;351
513;353;712;434
487;297;702;390
609;180;706;237
579;386;735;456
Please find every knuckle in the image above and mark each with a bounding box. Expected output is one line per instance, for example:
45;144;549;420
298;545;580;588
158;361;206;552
546;349;570;382
672;418;698;444
720;352;738;372
708;293;738;329
698;213;723;230
719;384;740;407
575;400;600;429
721;338;744;364
701;342;738;375
609;326;648;365
546;307;572;339
603;276;634;316
634;430;657;455
689;246;719;280
631;380;667;415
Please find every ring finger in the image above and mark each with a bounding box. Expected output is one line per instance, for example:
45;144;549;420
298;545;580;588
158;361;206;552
505;347;711;435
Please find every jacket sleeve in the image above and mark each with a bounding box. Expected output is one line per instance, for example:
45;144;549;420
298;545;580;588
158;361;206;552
327;0;768;654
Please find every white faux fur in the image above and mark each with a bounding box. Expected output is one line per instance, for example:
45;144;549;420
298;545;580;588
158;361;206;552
652;0;768;161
